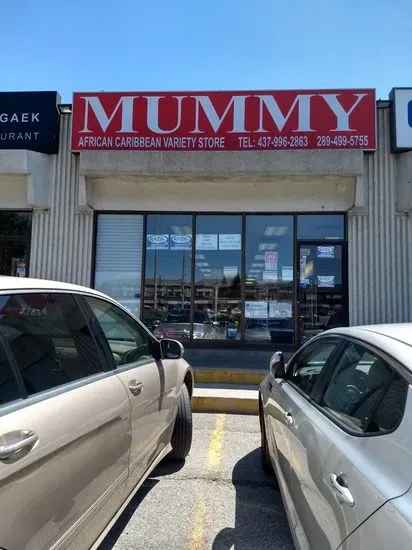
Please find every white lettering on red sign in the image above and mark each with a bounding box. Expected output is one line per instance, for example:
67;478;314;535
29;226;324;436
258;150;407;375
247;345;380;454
71;89;376;151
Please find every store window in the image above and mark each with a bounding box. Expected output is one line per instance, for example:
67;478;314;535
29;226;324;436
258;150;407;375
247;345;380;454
245;215;294;344
194;215;242;341
297;214;344;240
143;214;192;336
0;211;32;277
94;215;143;316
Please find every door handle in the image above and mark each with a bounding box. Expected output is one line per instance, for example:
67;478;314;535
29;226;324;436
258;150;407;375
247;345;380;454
329;474;355;507
284;412;294;426
0;432;38;461
128;380;144;396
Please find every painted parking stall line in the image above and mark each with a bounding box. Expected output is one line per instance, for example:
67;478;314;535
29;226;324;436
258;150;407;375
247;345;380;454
188;414;226;550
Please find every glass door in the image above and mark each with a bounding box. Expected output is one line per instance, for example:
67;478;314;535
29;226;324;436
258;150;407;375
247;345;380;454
297;243;348;344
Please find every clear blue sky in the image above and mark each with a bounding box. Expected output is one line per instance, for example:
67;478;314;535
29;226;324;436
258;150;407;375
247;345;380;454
2;0;411;103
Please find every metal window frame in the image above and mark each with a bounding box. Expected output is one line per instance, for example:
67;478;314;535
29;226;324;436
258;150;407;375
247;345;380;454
92;210;348;351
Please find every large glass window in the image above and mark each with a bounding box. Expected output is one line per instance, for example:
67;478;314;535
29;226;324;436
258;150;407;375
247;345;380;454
245;216;294;344
0;211;32;277
95;212;348;347
297;214;344;240
194;215;242;341
143;214;192;337
94;215;143;316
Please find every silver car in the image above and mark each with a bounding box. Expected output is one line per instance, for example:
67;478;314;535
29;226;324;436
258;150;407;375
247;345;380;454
0;277;194;550
259;324;412;550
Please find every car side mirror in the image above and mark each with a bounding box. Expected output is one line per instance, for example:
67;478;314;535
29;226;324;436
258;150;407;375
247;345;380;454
270;351;286;378
161;339;184;359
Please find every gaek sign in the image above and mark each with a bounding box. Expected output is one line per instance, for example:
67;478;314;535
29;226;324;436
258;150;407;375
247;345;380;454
71;89;376;152
390;88;412;153
0;92;60;154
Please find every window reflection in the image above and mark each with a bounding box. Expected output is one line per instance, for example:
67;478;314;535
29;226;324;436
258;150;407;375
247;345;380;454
297;214;344;240
143;215;192;337
194;215;242;341
245;216;294;344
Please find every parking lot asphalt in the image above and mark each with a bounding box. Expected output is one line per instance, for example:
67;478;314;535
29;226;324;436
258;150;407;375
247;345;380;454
99;413;294;550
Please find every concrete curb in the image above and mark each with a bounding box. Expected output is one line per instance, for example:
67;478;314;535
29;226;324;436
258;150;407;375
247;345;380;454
192;388;259;415
194;368;267;386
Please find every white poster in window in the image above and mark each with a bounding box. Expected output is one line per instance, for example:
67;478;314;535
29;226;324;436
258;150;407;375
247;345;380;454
269;301;292;318
264;251;278;271
317;246;335;258
146;234;169;250
245;301;268;319
196;234;218;250
170;234;192;250
262;271;278;281
281;266;293;281
219;234;241;250
318;275;335;288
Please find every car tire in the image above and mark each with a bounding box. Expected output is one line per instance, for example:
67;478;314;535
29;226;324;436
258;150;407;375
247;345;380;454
169;384;193;460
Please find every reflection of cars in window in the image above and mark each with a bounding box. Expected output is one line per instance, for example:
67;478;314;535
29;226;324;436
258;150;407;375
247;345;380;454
246;318;297;344
154;308;216;340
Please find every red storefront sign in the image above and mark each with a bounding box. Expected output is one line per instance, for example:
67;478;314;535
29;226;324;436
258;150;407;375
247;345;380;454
71;89;376;152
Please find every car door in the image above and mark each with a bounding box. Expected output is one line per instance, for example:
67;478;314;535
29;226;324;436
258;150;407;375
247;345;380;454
290;338;412;550
83;296;177;498
267;338;342;535
0;291;131;550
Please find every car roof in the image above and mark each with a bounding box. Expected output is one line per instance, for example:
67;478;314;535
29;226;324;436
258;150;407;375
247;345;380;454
322;324;412;371
0;276;107;299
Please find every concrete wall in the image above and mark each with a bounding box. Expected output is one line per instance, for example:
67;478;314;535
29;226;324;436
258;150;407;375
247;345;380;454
29;114;94;286
348;104;412;325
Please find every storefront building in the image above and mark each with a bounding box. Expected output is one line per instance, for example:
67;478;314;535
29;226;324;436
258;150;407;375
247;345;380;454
1;88;411;359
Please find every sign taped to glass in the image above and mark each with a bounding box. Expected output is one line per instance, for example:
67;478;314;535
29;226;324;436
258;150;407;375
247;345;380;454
265;251;278;271
219;234;241;250
147;234;169;250
170;234;192;250
196;234;218;250
317;246;335;258
318;275;335;288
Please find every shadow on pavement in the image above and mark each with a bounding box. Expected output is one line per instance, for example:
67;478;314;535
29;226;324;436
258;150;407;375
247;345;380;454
212;448;294;550
98;458;186;550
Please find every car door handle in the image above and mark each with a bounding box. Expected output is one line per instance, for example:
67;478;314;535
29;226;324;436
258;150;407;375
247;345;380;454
284;412;294;426
329;474;355;507
128;380;144;396
0;432;38;461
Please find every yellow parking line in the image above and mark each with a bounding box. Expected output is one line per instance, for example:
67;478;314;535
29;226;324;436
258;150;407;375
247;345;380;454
188;414;226;550
207;414;225;471
188;501;205;550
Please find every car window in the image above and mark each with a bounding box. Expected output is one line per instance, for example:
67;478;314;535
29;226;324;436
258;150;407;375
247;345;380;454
320;342;408;434
0;293;104;397
86;297;154;366
0;336;22;406
288;339;339;397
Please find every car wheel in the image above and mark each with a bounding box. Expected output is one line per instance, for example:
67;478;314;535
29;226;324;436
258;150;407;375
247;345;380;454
169;384;193;460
